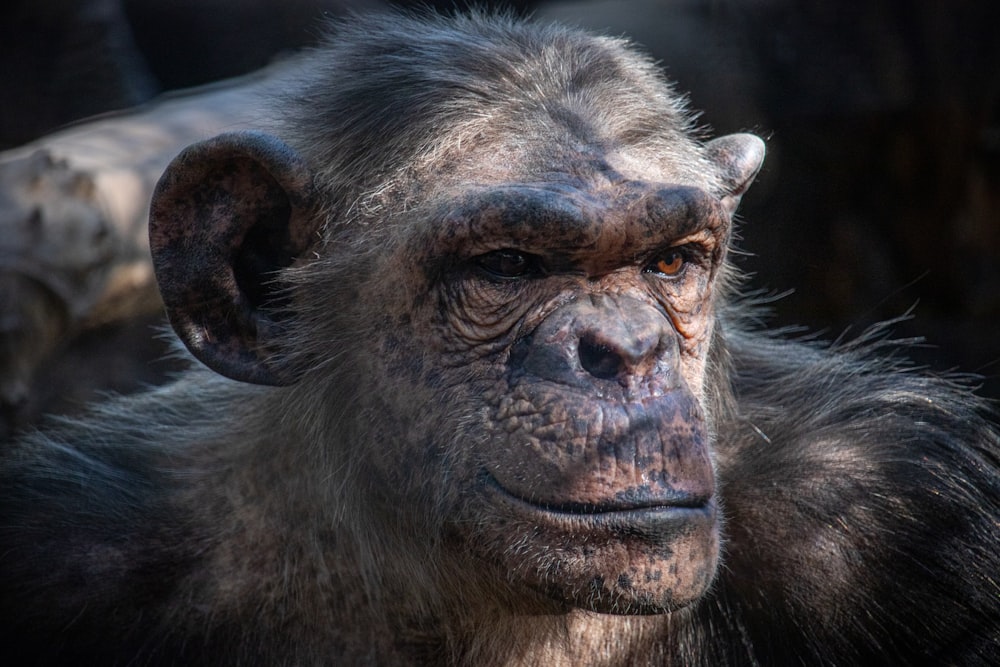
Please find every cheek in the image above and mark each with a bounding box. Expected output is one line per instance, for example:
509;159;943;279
674;312;715;398
347;335;492;506
679;338;711;398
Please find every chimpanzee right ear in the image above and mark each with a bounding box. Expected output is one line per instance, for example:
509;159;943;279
149;131;318;386
705;133;766;216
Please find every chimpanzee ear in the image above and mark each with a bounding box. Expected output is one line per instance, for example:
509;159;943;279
705;133;766;215
149;130;318;386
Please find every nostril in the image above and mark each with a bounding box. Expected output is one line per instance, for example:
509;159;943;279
579;337;622;380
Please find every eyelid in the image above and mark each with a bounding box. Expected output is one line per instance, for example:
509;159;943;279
670;229;715;250
474;248;544;280
660;230;717;264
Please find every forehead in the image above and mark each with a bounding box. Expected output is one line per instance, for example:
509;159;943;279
412;119;729;255
423;95;717;200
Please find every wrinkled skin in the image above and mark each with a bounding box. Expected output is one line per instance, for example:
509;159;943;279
357;172;736;613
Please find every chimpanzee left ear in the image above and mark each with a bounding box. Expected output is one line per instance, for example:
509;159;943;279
149;130;318;386
705;133;766;215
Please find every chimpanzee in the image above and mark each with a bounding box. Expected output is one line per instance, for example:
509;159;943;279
1;11;997;666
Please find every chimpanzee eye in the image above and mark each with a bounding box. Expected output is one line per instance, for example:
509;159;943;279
475;249;540;279
644;247;688;277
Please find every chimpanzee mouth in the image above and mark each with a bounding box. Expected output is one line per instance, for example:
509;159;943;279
481;470;715;527
475;470;722;614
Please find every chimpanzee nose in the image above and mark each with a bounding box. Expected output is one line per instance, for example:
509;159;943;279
578;337;621;380
515;295;671;387
576;302;664;380
578;326;659;380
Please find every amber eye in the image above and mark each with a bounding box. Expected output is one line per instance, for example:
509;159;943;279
646;248;687;277
475;249;539;279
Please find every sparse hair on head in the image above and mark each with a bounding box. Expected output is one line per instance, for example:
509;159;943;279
279;10;711;224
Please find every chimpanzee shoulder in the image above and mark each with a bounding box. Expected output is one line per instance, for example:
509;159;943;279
708;313;1000;664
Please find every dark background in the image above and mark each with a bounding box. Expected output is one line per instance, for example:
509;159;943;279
2;0;998;424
